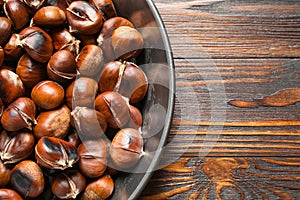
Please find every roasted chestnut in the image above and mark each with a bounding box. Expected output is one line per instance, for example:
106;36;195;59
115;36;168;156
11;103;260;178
111;26;144;60
1;97;36;132
10;160;45;198
51;170;86;199
33;105;71;139
71;106;107;139
31;80;65;110
17;26;53;63
52;29;80;56
66;77;98;109
99;61;148;103
47;50;77;86
94;91;130;129
16;54;47;88
35;136;78;170
77;139;108;178
90;0;117;20
110;128;144;169
32;6;66;27
76;44;104;77
0;130;35;164
0;189;22;200
3;0;30;30
0;69;25;105
66;1;103;35
81;175;114;200
0;160;11;187
0;17;12;46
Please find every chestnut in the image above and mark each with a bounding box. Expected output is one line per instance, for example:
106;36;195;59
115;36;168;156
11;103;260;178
17;26;53;63
0;17;12;46
90;0;117;20
47;50;77;86
31;80;65;110
1;97;36;132
52;170;86;199
0;160;11;187
110;128;144;169
35;136;79;170
94;91;130;129
71;106;107;139
10;160;45;198
0;189;22;200
76;44;104;77
66;77;98;109
33;105;71;139
16;54;47;88
77;139;108;178
66;1;103;35
0;69;25;105
126;105;143;129
81;175;114;200
3;0;30;30
22;0;45;10
51;28;80;56
111;26;144;60
3;33;24;61
32;6;66;28
0;130;35;164
99;61;148;103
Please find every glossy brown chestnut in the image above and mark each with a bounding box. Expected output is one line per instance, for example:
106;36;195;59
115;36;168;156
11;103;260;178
32;6;66;27
3;33;24;61
111;26;144;60
33;105;71;139
3;0;30;30
99;61;148;103
10;160;45;198
51;170;86;199
66;77;98;109
110;128;144;169
77;139;108;178
51;29;80;56
71;106;107;139
47;50;77;85
66;1;103;35
76;44;104;77
1;97;36;132
90;0;117;20
0;46;3;67
0;160;11;187
0;130;35;164
31;80;65;110
0;17;12;46
126;105;143;129
94;91;130;129
0;69;25;105
17;26;53;63
81;175;114;200
16;54;47;88
35;136;78;170
0;189;22;200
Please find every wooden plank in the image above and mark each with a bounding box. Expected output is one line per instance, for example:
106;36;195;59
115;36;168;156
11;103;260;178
153;0;300;59
141;157;300;199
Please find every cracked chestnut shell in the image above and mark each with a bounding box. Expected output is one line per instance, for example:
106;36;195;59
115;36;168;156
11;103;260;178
10;160;45;198
0;130;35;165
3;34;24;61
52;170;86;199
1;97;36;132
66;1;103;35
51;29;80;56
94;91;130;129
0;189;22;200
35;136;79;170
110;128;144;169
0;69;25;105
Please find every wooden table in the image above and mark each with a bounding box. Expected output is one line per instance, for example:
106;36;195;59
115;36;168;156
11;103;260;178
140;0;300;199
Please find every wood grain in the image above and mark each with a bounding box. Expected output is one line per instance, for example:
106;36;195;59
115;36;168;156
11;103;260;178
142;0;300;199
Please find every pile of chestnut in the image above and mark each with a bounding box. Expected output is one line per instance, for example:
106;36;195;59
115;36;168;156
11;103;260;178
0;0;148;199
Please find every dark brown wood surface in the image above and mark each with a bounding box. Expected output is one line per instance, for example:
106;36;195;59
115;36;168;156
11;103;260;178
140;0;300;199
